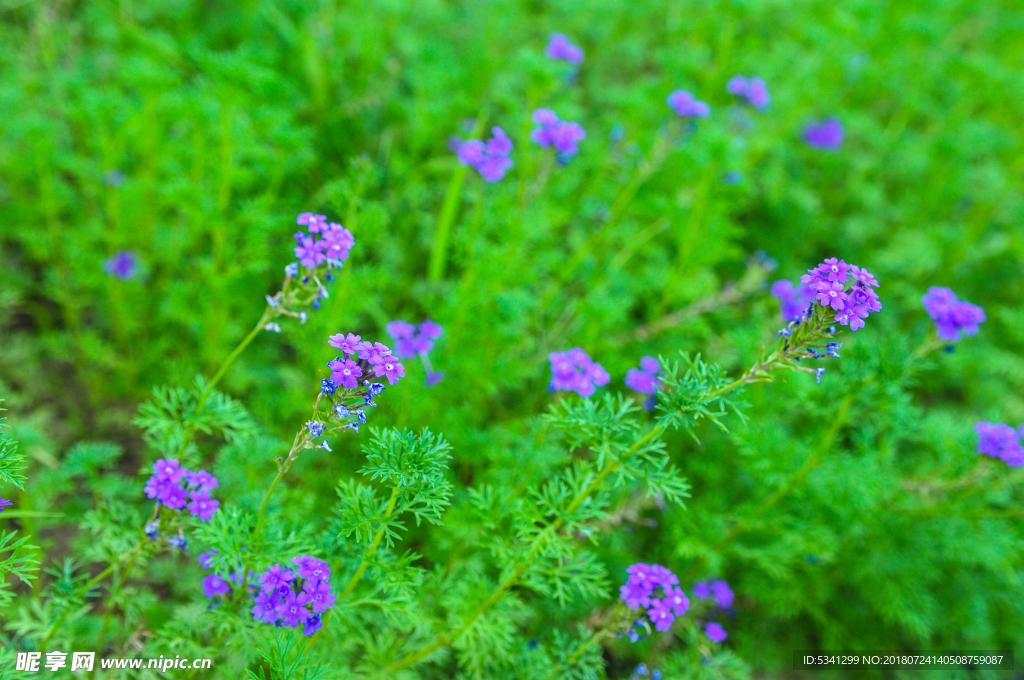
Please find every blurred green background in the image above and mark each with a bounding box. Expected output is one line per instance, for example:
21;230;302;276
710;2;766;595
2;0;1023;675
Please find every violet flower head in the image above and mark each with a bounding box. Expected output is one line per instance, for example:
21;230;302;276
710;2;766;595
252;592;277;624
187;490;220;521
531;109;587;159
186;470;218;490
771;279;814;322
803;118;844;150
0;496;12;513
711;580;734;608
386;320;416;340
254;554;336;635
458;127;514;182
257;563;295;594
549;348;610;398
667;90;710;118
198;550;219;570
975;422;1024;467
921;287;986;341
625;356;661;396
706;622;728;643
328;358;363;389
202;573;231;599
726;75;770;109
619;563;685;634
297;213;328;233
798;258;881;331
546;33;584;64
153;459;185;483
370;354;405;385
420;320;444;339
104;251;138;280
693;581;712;599
328;332;363;357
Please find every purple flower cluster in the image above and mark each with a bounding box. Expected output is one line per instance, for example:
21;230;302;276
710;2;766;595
104;251;138;280
666;90;710;118
549;348;610;398
619;563;689;633
921;287;986;342
292;213;354;270
770;279;814;322
328;333;406;386
705;622;728;643
143;459;220;521
0;496;12;512
546;33;584;64
252;556;336;636
799;258;881;331
197;550;255;600
726;75;770;109
975;422;1024;467
692;579;734;607
625;356;661;396
531;109;586;159
386;320;445;386
458;127;514;182
803;118;844;150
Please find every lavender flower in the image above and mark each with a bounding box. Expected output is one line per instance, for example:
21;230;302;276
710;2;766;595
667;90;710;118
710;580;734;608
625;356;660;396
705;622;728;642
530;109;587;159
386;320;445;386
143;459;220;520
976;422;1024;467
257;563;294;594
185;470;218;490
328;358;363;389
545;33;584;64
921;287;986;341
187;490;220;521
726;75;770;109
458;127;514;182
104;251;138;280
692;581;711;599
0;496;12;512
770;280;814;322
798;258;881;331
297;213;328;233
803;118;844;150
369;354;405;385
549;348;610;398
253;555;336;635
202;573;230;599
619;563;688;634
198;550;219;569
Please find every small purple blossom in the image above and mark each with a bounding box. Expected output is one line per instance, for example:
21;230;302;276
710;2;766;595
297;213;328;233
161;484;189;510
693;581;712;599
426;371;445;386
770;280;814;322
549;348;610;398
667;90;710;118
294;236;326;269
619;563;685;634
252;592;277;624
187;490;220;521
198;550;219;570
274;589;312;628
104;251;138;280
185;470;218;490
705;622;728;643
976;422;1024;467
648;599;675;632
530;109;587;158
625;356;660;396
921;287;986;341
370;354;405;385
153;459;185;483
386;321;416;339
726;75;770;109
254;554;336;635
798;258;882;331
458;127;514;182
546;33;584;64
0;496;12;513
303;614;323;636
711;580;734;608
258;563;295;595
328;358;363;389
328;333;363;357
803;118;844;150
202;573;231;599
419;320;443;339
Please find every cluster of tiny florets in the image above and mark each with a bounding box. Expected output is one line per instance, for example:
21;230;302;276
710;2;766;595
624;356;661;410
387;320;445;386
619;564;689;634
799;258;881;331
727;75;770;109
975;422;1024;467
693;579;735;642
310;333;395;435
803;118;844;150
531;109;586;161
921;287;986;342
252;556;335;636
545;33;584;64
143;459;220;521
293;213;355;270
770;279;815;322
666;90;710;118
458;127;515;182
549;348;610;398
198;549;254;601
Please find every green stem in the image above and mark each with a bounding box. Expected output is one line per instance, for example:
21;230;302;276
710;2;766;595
196;306;275;413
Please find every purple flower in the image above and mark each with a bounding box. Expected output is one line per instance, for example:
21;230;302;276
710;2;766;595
275;590;312;628
458;127;514;182
328;333;363;357
549;348;610;398
667;90;710;118
426;371;445;386
297;213;329;233
0;496;12;512
531;109;587;158
187;490;220;521
976;422;1024;467
104;251;138;280
303;578;337;614
647;598;675;632
198;550;219;570
186;470;218;490
328;358;363;389
370;354;405;385
419;320;444;339
815;281;848;311
693;581;712;599
303;614;323;636
357;341;392;362
291;555;331;582
386;321;416;340
705;622;728;642
321;223;354;262
545;33;584;64
711;580;734;608
201;573;231;599
921;287;986;341
252;592;278;624
770;280;814;322
153;459;186;483
804;118;844;150
727;75;770;109
797;257;882;331
161;484;189;510
625;356;660;395
664;586;690;616
294;236;325;268
258;563;295;595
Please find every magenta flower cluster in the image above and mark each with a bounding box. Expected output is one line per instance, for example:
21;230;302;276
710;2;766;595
545;33;584;64
921;287;986;342
770;279;815;322
386;320;445;386
799;258;881;330
143;459;220;521
549;348;610;398
803;118;844;150
726;75;770;109
328;333;406;387
976;422;1024;467
666;90;710;118
619;563;689;632
531;109;587;159
252;556;336;636
458;127;514;182
293;213;355;270
625;356;661;396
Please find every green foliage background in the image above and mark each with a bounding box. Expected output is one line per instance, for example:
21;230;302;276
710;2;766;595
1;0;1023;677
